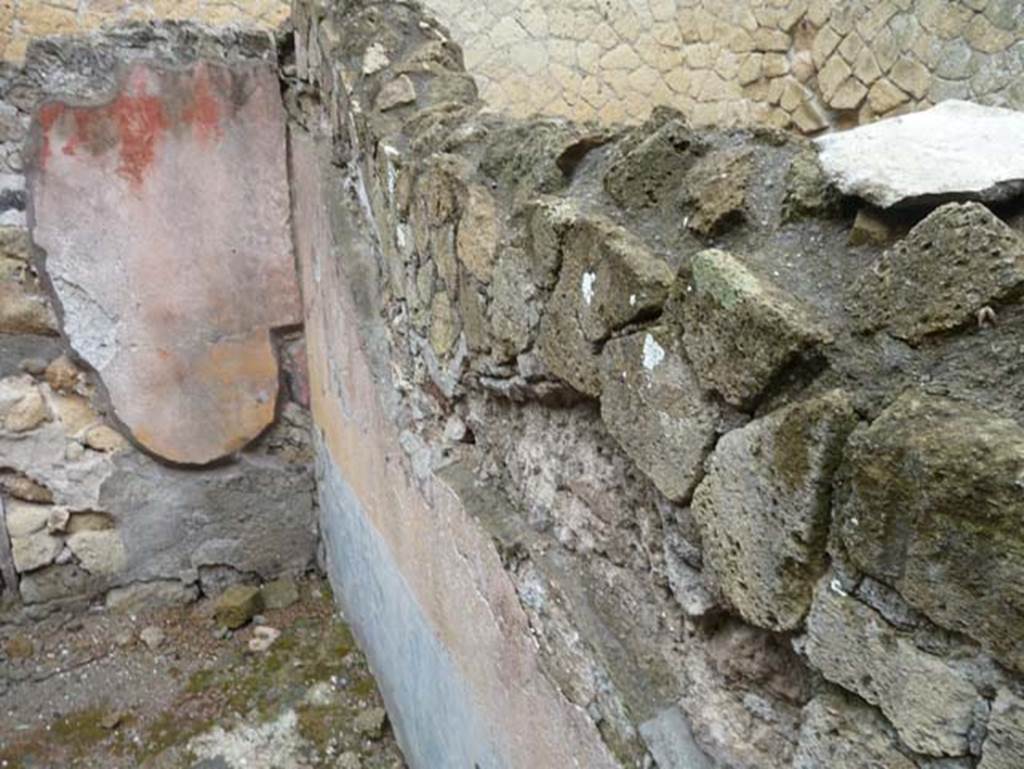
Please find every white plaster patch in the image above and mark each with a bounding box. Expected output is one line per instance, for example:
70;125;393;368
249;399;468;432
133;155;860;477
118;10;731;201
581;271;597;305
642;333;665;370
363;43;391;75
629;294;637;306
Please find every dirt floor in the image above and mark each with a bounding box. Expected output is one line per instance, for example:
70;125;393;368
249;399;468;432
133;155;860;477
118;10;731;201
0;576;406;769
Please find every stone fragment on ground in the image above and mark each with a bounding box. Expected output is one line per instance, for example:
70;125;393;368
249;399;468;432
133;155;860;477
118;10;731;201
214;584;264;630
261;577;300;610
815;100;1024;208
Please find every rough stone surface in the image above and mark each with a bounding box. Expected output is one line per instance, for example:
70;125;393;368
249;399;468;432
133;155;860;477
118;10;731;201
681;249;830;408
682;147;753;236
850;202;1024;342
805;577;981;757
979;690;1024;769
692;391;855;631
538;216;674;396
214;584;263;630
260;577;299;611
11;529;62;573
837;392;1024;673
793;689;916;769
599;327;725;503
816;100;1024;208
30;59;301;465
67;530;127;575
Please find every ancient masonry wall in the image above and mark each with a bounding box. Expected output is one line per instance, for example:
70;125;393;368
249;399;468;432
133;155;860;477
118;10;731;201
293;1;1024;768
0;0;290;62
0;25;317;618
413;0;1024;130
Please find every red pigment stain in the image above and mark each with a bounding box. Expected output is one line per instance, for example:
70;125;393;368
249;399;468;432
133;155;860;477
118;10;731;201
183;64;222;142
39;66;170;188
110;89;169;187
37;103;64;169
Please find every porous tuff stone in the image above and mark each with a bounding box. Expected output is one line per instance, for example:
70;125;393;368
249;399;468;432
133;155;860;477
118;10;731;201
214;584;263;629
805;577;981;757
604;113;701;209
538;216;674;396
815;100;1024;208
837;392;1024;674
850;202;1024;342
681;249;830;408
692;391;856;631
30;60;301;465
793;690;916;769
600;327;725;503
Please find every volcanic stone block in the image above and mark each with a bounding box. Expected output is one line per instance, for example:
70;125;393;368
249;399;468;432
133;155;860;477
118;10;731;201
599;326;725;503
537;216;674;396
837;393;1024;673
29;60;300;465
681;249;830;408
805;578;981;757
815;100;1024;208
692;391;856;631
850;202;1024;342
604;115;701;209
793;690;916;769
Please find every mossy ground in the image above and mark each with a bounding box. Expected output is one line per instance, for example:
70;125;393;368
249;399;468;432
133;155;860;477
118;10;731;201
0;576;404;769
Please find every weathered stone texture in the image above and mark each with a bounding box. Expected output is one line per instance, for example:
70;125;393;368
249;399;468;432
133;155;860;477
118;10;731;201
693;391;855;631
850;202;1024;342
805;579;982;757
537;216;674;396
837;393;1024;673
600;327;725;503
681;249;830;408
794;690;916;769
979;690;1024;769
30;60;300;465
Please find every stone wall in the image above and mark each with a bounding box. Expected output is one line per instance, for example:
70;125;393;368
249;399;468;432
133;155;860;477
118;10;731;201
292;1;1024;767
1;0;289;62
0;23;317;619
417;0;1024;131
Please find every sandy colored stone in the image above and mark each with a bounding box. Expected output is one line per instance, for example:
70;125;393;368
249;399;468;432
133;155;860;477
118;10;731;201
44;355;80;393
867;78;908;114
889;57;930;99
456;185;500;283
84;424;128;453
5;387;49;432
67;530;127;575
5;500;50;538
12;529;62;572
30;61;301;465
